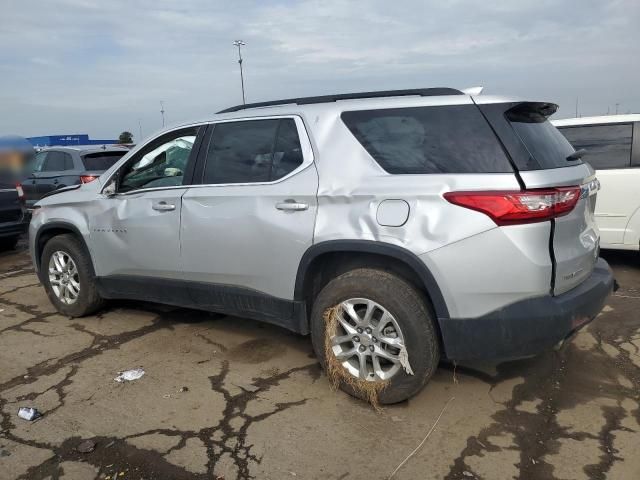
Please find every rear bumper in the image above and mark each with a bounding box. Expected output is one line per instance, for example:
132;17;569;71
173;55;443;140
440;258;614;361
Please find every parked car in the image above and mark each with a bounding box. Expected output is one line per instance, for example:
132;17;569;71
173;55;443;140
553;115;640;251
22;146;128;208
0;181;27;250
29;88;614;403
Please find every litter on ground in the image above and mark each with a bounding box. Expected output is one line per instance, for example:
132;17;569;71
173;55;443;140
114;368;145;383
17;407;41;421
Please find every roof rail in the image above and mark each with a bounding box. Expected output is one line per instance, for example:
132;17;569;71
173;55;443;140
217;87;464;114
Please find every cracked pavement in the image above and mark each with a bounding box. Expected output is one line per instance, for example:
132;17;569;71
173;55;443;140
1;243;639;480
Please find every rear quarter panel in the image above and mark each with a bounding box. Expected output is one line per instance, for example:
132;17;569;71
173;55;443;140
307;102;553;318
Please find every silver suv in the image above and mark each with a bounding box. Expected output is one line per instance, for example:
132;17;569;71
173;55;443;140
29;88;614;403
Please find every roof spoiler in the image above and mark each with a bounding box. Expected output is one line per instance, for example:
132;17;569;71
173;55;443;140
462;86;484;96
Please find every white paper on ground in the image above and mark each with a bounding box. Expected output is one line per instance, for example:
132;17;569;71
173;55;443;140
114;368;145;383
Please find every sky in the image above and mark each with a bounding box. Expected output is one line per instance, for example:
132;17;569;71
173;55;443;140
1;0;639;141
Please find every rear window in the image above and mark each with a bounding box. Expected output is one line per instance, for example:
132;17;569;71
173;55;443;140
506;103;578;169
558;123;633;169
82;151;125;171
341;105;512;174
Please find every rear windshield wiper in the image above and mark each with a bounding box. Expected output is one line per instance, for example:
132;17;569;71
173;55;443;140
566;149;587;161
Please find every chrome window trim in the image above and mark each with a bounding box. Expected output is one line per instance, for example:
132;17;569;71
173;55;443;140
198;115;314;187
111;163;316;196
99;122;207;195
101;116;315;197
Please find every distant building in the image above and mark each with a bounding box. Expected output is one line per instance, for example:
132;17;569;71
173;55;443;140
26;134;117;147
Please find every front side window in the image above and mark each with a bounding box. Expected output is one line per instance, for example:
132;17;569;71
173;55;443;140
42;151;74;171
202;118;304;184
559;123;633;169
341;105;512;174
119;129;198;192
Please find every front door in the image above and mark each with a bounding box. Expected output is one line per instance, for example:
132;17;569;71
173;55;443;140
89;127;202;289
180;117;318;320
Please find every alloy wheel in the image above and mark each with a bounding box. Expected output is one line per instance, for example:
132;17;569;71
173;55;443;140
48;251;80;305
330;298;407;381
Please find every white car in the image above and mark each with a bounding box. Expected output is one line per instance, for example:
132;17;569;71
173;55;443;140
553;114;640;251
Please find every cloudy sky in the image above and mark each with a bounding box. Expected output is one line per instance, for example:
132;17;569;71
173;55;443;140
1;0;638;140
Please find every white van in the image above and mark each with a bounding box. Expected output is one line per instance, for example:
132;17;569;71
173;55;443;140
553;115;640;251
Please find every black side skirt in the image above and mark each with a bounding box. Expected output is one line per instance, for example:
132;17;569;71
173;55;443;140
95;275;309;334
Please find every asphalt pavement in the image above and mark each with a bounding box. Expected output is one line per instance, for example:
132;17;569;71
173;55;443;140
1;243;639;480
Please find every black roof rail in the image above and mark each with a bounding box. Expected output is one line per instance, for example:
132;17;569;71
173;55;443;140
217;87;464;114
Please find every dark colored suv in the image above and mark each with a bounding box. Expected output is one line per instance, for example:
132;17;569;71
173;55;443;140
0;181;27;250
23;146;128;208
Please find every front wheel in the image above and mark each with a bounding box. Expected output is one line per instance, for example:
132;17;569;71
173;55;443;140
310;268;440;405
41;234;104;317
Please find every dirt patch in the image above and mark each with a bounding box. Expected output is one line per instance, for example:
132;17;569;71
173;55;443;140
227;338;284;364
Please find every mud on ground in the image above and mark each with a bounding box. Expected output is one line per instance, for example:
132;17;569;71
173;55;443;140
1;243;639;479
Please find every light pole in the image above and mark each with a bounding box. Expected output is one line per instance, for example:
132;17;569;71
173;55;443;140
233;40;246;104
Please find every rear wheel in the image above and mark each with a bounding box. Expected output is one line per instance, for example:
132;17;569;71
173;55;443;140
310;268;440;404
41;234;104;317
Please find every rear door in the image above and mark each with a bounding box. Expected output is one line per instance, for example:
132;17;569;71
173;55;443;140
478;100;599;295
22;151;46;206
180;117;318;315
36;150;76;197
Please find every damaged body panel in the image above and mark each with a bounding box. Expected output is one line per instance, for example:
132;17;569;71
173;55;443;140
29;89;614;372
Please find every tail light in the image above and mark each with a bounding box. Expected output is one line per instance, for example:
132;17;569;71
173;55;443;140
15;182;25;203
80;175;98;184
443;187;581;226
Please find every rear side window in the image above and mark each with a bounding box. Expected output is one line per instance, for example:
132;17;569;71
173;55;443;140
505;103;577;170
272;120;304;180
558;124;633;169
42;151;74;171
82;151;126;171
203;118;304;184
341;105;512;174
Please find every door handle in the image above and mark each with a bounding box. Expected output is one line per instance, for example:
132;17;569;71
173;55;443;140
53;179;59;184
152;201;176;211
276;200;309;211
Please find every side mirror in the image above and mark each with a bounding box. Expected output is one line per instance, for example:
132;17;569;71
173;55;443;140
103;181;117;196
103;169;121;197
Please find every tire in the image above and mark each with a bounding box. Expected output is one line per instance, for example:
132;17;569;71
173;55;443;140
310;268;440;404
0;236;19;251
41;234;104;317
